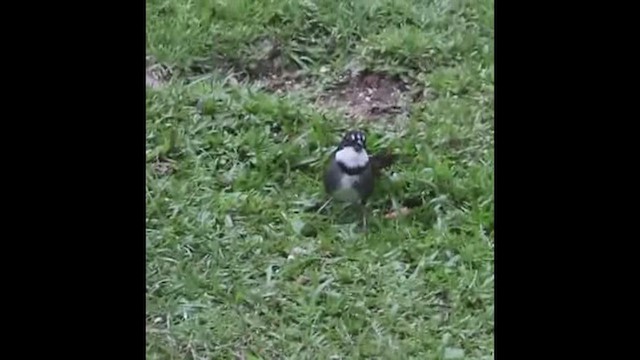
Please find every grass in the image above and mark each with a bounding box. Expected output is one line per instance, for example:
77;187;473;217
146;0;494;358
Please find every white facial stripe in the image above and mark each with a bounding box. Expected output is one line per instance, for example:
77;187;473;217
335;146;369;168
348;132;365;144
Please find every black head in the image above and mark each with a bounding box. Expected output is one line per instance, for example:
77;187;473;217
338;130;367;151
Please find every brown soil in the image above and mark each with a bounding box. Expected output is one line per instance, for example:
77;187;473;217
316;70;412;122
168;39;422;124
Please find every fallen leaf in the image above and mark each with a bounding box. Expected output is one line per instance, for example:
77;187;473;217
384;207;411;219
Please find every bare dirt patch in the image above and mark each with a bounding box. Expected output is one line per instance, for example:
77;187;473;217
317;70;412;122
261;70;312;94
183;43;420;127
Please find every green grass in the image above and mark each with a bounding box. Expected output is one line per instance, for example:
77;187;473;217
146;0;494;358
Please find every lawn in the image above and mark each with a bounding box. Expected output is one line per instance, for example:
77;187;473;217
146;0;494;358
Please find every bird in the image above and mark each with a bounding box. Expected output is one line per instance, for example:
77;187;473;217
321;130;375;228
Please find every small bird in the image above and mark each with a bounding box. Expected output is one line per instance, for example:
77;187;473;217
321;130;375;227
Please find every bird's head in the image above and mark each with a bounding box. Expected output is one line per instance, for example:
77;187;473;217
338;130;367;152
335;130;369;169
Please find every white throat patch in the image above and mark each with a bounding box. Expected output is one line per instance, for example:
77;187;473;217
335;146;369;168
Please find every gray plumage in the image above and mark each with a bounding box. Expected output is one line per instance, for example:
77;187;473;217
323;130;374;205
323;153;374;204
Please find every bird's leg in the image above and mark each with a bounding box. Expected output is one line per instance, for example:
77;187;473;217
360;200;368;232
317;197;333;214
